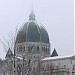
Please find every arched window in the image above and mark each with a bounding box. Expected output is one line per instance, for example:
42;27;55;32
46;47;47;52
17;47;18;52
37;46;39;52
24;47;25;51
42;47;43;51
28;46;31;53
31;46;33;50
44;47;45;52
48;48;49;53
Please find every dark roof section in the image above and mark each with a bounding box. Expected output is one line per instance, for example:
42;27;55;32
16;11;50;44
51;48;58;57
5;48;13;58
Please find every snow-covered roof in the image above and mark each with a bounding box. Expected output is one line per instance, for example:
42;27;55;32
17;57;23;60
42;55;75;61
16;56;27;60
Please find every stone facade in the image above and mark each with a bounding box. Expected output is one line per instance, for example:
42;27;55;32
0;54;75;75
0;11;74;75
14;42;50;75
41;55;75;75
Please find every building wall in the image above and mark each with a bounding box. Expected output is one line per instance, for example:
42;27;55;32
15;42;50;58
41;57;75;75
14;42;50;75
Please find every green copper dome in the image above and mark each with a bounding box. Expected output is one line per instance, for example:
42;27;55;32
16;11;49;43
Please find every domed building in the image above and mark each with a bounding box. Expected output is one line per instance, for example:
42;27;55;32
4;11;75;75
12;10;51;75
15;10;50;59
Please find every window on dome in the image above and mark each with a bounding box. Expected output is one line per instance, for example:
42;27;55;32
31;46;33;50
24;47;25;51
37;46;39;52
46;48;47;52
17;47;18;52
28;46;31;53
42;47;46;52
44;47;45;52
47;48;49;53
42;47;43;51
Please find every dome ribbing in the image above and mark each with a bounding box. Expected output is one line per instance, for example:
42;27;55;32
16;11;50;43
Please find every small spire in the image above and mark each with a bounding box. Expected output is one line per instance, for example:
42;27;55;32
5;48;13;58
51;48;58;57
29;10;35;21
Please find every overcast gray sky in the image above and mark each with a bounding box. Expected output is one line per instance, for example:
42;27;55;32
0;0;74;59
